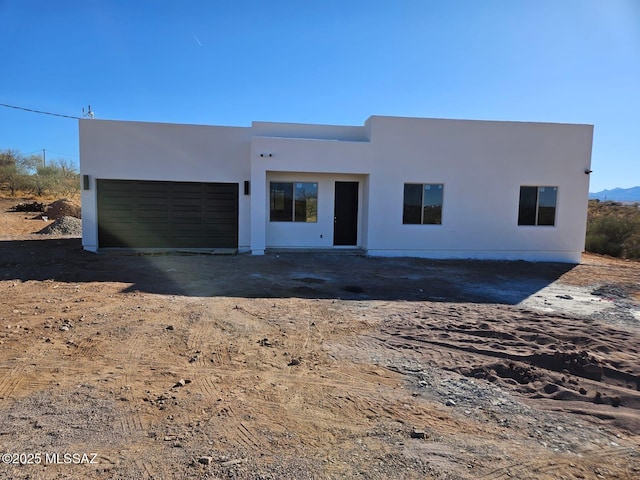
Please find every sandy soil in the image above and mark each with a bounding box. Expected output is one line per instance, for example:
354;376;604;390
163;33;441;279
0;197;639;479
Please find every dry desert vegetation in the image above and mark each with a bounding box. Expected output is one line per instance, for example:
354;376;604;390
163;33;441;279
0;196;639;480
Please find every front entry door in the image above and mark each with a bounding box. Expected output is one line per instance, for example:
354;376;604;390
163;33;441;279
333;181;359;246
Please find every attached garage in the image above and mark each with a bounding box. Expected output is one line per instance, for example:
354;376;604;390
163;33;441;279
96;179;238;249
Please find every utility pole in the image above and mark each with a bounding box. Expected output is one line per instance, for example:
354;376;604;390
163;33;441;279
42;148;46;167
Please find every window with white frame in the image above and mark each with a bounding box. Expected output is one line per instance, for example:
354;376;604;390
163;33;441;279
518;186;557;226
270;182;318;222
403;183;443;224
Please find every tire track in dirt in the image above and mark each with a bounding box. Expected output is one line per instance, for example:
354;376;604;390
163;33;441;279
216;342;238;365
129;454;165;480
0;366;22;400
196;375;219;398
184;308;279;455
117;325;148;361
0;362;64;401
12;364;56;397
0;325;73;399
114;408;161;479
227;408;263;451
116;323;176;383
204;398;275;454
238;363;471;453
178;305;280;454
479;445;639;479
249;391;327;449
72;336;105;360
203;365;389;453
118;412;146;434
186;316;219;368
376;308;640;407
115;439;171;480
379;331;640;414
324;308;640;475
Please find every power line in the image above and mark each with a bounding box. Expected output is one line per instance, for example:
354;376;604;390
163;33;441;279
46;149;79;159
0;102;81;120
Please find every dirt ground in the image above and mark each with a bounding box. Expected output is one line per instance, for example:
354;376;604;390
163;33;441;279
0;197;639;479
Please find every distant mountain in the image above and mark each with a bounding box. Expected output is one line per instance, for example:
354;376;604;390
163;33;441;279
589;186;640;202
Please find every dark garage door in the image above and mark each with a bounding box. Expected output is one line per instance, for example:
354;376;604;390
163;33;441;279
97;180;238;248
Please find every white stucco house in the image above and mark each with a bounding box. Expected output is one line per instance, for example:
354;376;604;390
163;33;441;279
79;115;593;263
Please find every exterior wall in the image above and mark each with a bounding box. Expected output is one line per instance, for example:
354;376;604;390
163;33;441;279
79;119;252;252
79;115;593;263
363;117;593;262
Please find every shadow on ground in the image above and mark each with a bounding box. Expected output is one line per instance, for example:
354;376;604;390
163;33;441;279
0;238;575;303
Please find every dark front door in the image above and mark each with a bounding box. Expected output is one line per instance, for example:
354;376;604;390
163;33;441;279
333;181;359;246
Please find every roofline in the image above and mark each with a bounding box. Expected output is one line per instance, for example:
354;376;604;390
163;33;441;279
366;114;594;128
79;115;594;130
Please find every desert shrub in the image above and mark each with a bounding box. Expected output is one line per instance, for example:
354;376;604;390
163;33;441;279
0;149;78;197
624;233;640;259
585;230;623;257
0;150;30;196
586;203;640;259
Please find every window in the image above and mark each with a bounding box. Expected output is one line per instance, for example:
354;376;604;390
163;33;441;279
270;182;318;222
518;186;557;226
403;183;443;224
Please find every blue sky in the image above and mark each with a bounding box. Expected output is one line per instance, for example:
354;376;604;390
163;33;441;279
1;0;638;192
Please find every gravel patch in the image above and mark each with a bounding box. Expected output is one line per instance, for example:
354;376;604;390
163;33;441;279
37;216;82;236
